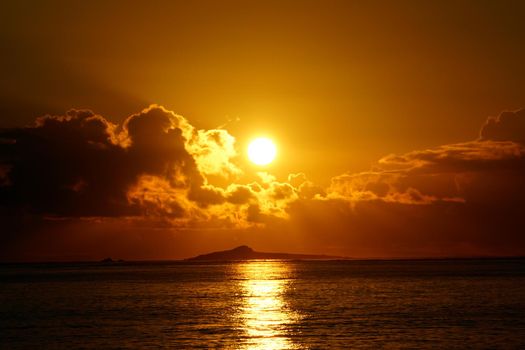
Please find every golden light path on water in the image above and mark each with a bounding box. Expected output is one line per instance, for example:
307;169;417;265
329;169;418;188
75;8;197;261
236;261;300;350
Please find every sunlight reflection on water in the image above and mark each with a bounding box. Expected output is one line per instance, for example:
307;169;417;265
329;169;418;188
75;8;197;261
2;261;525;348
236;261;300;350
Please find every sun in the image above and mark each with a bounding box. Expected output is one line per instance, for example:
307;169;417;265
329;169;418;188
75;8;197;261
247;137;277;165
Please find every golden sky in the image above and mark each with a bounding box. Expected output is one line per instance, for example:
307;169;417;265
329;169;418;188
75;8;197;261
1;1;525;260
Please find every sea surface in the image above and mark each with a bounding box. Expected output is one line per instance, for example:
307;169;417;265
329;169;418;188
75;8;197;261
1;259;524;349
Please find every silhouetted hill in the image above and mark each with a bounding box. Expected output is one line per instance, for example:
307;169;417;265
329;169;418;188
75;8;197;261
187;245;345;261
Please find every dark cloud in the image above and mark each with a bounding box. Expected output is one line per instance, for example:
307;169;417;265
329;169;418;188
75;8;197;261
480;109;525;144
311;110;525;256
0;105;288;239
1;109;131;216
0;106;207;218
226;185;255;205
329;110;525;206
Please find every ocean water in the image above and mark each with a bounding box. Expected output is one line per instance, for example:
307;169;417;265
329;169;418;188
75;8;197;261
1;259;524;349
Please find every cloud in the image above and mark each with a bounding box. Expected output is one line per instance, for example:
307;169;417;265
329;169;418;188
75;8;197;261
480;109;525;144
0;105;299;228
1;108;135;216
0;105;239;218
1;107;525;258
295;110;525;256
328;139;524;206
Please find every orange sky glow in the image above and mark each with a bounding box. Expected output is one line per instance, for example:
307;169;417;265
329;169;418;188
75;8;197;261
1;0;525;261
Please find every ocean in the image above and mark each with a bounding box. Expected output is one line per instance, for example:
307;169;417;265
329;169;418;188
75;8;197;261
1;259;524;349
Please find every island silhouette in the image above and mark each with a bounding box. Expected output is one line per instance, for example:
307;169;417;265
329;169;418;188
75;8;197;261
187;245;346;261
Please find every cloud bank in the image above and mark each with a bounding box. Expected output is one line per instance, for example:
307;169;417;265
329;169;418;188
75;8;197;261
1;107;524;259
0;106;300;227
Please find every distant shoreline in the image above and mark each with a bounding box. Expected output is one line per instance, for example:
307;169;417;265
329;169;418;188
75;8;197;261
1;255;524;265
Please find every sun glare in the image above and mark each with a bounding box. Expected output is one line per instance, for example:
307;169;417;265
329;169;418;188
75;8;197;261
247;137;277;165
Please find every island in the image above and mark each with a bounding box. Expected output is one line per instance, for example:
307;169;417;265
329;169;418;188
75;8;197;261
186;245;346;261
99;257;125;263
